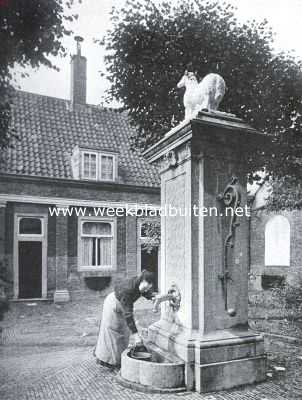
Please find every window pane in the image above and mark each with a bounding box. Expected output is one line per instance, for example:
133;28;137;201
98;237;112;266
90;156;96;177
100;155;114;180
82;237;94;266
83;153;97;179
19;218;42;235
83;153;90;176
82;221;112;236
81;237;112;267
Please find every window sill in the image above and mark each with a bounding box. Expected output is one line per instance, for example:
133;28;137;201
78;268;116;277
265;265;290;268
80;177;116;183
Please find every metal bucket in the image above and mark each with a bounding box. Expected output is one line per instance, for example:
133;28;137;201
129;345;152;361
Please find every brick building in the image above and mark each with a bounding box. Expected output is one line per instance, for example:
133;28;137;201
0;41;160;302
249;182;302;291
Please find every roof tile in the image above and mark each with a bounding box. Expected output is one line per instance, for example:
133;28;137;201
1;91;160;187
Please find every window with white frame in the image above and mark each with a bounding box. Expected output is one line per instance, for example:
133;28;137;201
82;151;97;180
79;219;115;269
81;150;116;181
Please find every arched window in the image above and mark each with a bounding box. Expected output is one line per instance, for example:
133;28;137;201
265;215;290;266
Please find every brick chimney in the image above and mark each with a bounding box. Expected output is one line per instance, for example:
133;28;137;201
70;36;87;104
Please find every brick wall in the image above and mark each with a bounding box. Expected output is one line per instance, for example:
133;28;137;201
249;208;302;338
0;175;160;205
126;216;138;277
4;203;14;296
117;215;126;273
48;214;56;295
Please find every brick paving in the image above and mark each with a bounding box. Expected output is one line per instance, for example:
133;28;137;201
0;345;294;400
0;299;102;347
1;300;302;400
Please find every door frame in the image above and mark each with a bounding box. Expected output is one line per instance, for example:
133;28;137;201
136;218;160;288
13;212;48;299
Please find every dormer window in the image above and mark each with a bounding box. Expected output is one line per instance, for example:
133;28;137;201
72;146;117;181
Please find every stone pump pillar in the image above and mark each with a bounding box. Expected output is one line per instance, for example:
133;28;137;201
143;112;269;393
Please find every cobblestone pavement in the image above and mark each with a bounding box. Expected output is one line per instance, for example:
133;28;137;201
1;300;302;400
0;297;158;347
1;344;299;400
0;298;103;347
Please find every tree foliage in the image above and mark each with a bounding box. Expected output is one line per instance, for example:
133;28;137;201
266;175;302;211
141;220;161;253
0;0;78;149
101;0;302;189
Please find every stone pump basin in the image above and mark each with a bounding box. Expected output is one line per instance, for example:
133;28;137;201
119;346;186;393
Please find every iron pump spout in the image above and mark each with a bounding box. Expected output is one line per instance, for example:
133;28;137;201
152;284;181;313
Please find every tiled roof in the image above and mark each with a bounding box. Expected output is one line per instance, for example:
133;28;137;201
0;90;160;188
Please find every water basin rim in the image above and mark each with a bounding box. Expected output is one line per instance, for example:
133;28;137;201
116;374;187;394
129;351;152;361
126;351;184;366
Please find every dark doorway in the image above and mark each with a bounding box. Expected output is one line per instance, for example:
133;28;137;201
141;247;158;291
19;241;42;298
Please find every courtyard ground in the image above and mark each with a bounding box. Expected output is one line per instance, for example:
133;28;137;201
1;297;302;400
